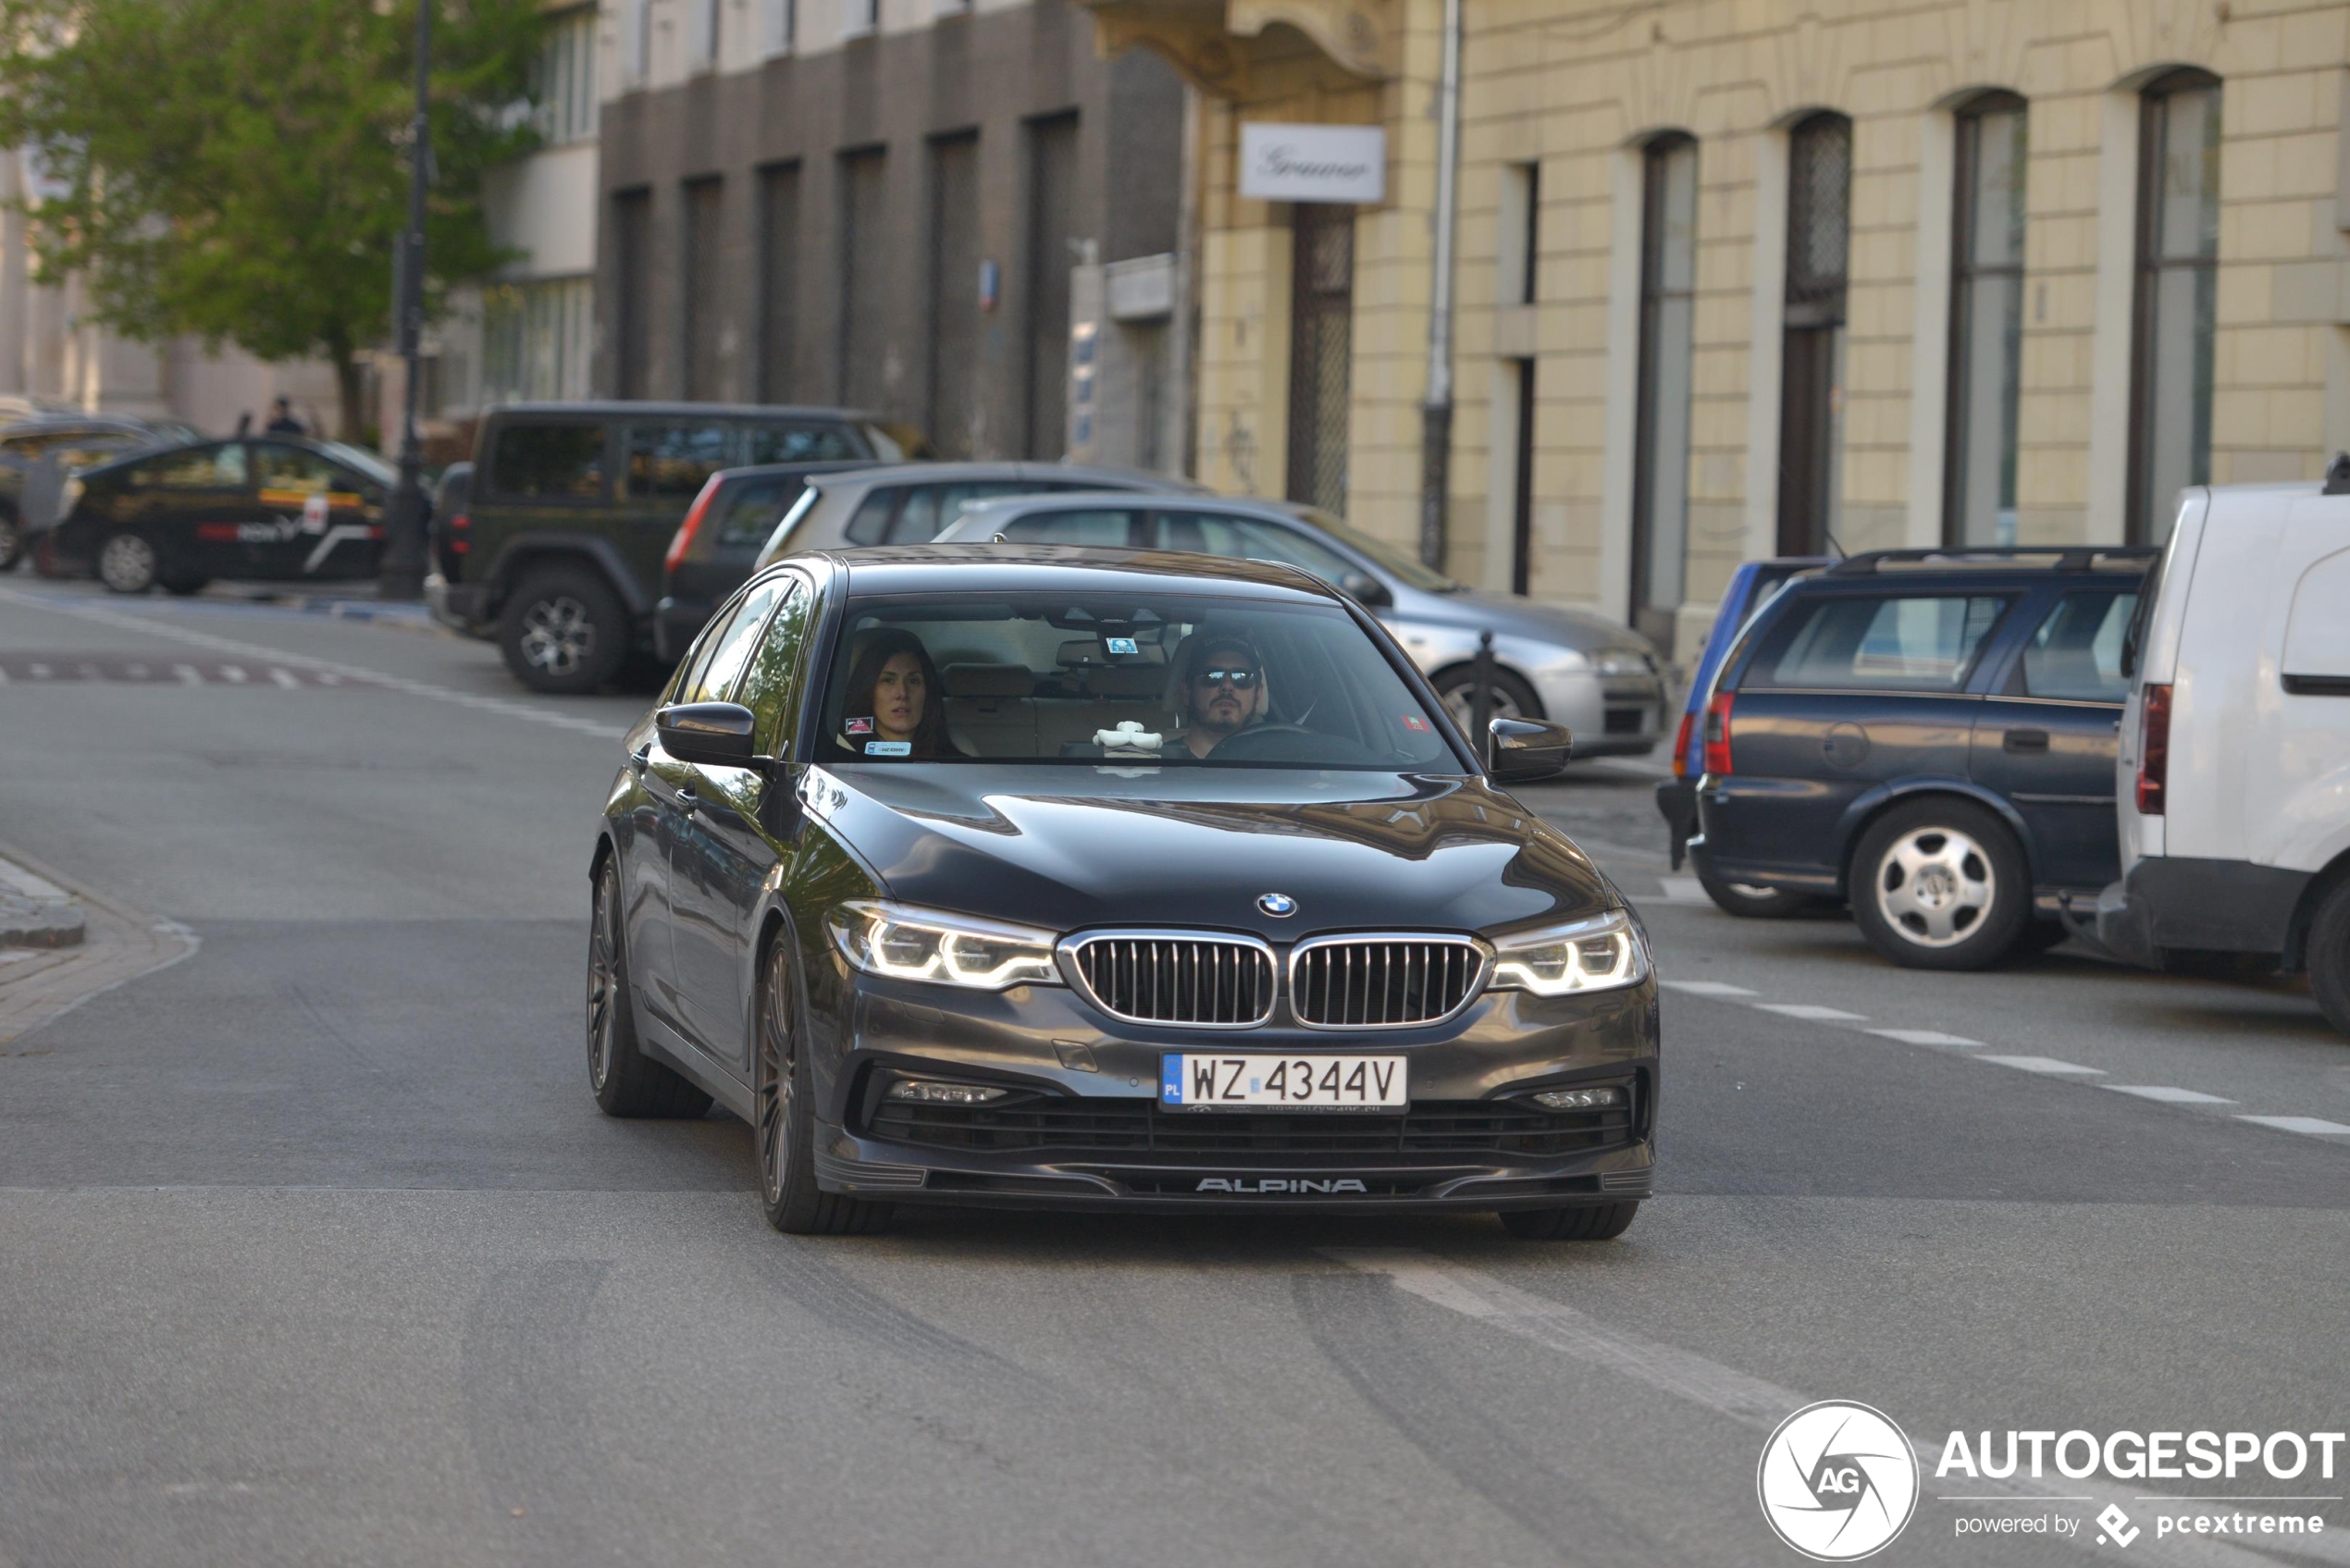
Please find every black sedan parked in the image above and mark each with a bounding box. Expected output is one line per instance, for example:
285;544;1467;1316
36;435;393;594
591;547;1658;1236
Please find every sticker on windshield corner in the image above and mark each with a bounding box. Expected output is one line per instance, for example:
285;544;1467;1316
846;716;874;735
1401;715;1429;732
863;741;911;756
1105;636;1139;656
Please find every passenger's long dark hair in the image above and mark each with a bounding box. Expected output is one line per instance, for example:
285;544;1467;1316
842;628;951;757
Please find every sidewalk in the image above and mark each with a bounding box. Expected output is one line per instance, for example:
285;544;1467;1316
0;844;196;1047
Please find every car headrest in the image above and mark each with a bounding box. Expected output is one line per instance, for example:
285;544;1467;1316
943;662;1033;699
1089;664;1169;700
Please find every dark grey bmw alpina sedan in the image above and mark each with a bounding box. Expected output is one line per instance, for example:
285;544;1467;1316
588;547;1658;1238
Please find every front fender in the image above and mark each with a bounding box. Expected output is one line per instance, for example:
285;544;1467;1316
1830;778;2039;894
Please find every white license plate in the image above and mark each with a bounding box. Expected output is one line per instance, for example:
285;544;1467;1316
1160;1054;1407;1111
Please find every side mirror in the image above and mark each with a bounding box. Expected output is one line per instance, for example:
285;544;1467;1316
656;701;758;768
1340;570;1392;608
1487;716;1574;783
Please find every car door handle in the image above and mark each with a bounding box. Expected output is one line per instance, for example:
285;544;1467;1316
2003;728;2049;753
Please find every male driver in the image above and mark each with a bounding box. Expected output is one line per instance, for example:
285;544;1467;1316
1179;632;1268;759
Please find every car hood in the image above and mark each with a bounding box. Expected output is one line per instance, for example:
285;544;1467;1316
804;764;1616;937
1400;586;1656;658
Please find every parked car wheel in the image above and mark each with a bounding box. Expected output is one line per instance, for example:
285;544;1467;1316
501;563;628;695
1499;1201;1639;1241
1849;798;2029;970
2306;882;2350;1037
1434;664;1543;739
0;512;21;572
1695;868;1822;920
587;859;712;1118
96;530;159;594
756;936;888;1236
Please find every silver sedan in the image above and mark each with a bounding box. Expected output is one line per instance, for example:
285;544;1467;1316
936;491;1667;757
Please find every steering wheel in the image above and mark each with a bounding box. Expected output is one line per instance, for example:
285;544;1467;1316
1209;722;1378;765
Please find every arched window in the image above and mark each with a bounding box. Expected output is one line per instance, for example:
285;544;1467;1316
1778;112;1850;554
1630;132;1697;648
1946;91;2028;546
2129;68;2221;544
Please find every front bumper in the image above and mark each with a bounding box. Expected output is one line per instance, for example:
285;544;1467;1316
1528;666;1665;759
811;972;1660;1212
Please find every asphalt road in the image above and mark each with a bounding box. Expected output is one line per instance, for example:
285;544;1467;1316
2;579;2345;1568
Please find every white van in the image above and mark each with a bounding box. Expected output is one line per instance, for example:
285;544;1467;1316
2096;475;2350;1033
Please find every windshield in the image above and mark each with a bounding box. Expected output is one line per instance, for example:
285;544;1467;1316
817;593;1461;771
319;440;398;486
1291;506;1461;593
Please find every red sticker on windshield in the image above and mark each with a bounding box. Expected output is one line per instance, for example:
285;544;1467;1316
846;716;873;735
1401;715;1429;732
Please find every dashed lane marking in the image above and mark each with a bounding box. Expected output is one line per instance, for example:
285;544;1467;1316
2103;1085;2235;1105
1655;875;1713;903
0;652;348;686
1657;979;1756;997
1751;1002;1867;1021
0;585;627;741
1980;1055;2105;1076
2236;1116;2350;1138
1867;1028;1984;1047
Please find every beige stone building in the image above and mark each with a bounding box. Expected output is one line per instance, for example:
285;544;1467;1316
1082;0;2350;660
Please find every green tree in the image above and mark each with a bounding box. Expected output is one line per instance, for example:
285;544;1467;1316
0;0;544;438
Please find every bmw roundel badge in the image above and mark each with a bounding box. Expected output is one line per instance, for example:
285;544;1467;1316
1256;893;1298;918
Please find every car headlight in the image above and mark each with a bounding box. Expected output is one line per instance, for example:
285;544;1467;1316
826;900;1062;991
1489;909;1649;996
1593;649;1652;678
61;477;83;511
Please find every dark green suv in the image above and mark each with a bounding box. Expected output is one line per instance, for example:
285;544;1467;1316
429;401;925;692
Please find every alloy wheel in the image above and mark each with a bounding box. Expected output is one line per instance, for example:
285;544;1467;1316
1873;825;1996;948
756;947;796;1205
98;533;155;593
519;595;595;675
587;871;618;1090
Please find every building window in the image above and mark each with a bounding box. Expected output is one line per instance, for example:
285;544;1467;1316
481;278;595;404
687;0;720;68
764;0;794;55
1507;358;1535;594
843;0;878;37
837;147;888;409
1630;131;1696;650
1777;111;1850;555
612;188;652;397
1499;161;1540;305
621;0;649;85
1286;202;1355;516
530;6;599;144
682;177;724;398
2129;68;2220;545
758;163;801;400
1025;113;1080;458
927;132;982;458
1946;93;2028;547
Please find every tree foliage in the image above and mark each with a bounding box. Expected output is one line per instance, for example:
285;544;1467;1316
0;0;544;435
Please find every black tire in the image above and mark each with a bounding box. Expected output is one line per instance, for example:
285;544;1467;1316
0;512;21;572
96;529;159;594
501;563;630;695
1433;663;1544;740
1696;866;1821;920
755;935;889;1236
2306;882;2350;1037
587;858;712;1118
1849;798;2030;970
1500;1202;1640;1241
159;574;210;597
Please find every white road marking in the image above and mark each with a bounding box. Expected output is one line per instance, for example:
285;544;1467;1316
1867;1028;1983;1047
172;662;201;685
219;664;247;683
0;585;626;741
1658;979;1756;997
28;662;49;678
268;667;300;689
1980;1055;2104;1076
1317;1250;2291;1566
1656;875;1711;903
2103;1085;2234;1105
1751;1002;1867;1021
2237;1115;2350;1137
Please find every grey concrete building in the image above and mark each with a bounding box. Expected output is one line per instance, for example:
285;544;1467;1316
596;0;1186;467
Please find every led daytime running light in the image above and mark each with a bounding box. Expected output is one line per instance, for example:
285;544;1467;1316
829;901;1061;992
1489;910;1649;996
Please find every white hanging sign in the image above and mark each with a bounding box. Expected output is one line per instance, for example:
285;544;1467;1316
1239;124;1385;204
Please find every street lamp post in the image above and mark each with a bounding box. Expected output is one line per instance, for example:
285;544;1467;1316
379;0;433;600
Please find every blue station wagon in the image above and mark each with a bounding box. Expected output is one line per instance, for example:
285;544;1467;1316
1688;548;2157;969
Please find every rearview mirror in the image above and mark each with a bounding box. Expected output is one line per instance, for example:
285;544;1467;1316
656;701;758;768
1339;570;1392;608
1487;716;1573;783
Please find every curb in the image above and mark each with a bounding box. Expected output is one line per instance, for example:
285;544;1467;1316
0;842;197;1046
0;854;84;948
